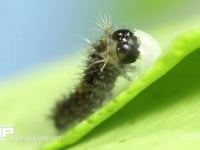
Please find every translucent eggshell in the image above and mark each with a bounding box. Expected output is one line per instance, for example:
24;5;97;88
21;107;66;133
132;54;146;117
135;30;162;72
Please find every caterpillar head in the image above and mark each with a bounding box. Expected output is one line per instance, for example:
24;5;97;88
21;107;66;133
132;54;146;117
112;29;140;64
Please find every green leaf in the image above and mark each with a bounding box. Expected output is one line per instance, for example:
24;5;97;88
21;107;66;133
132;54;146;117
66;30;200;150
40;26;200;150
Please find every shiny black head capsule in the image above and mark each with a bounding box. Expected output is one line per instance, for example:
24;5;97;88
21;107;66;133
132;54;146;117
112;29;140;64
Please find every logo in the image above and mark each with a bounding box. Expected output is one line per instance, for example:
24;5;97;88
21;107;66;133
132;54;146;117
0;127;14;141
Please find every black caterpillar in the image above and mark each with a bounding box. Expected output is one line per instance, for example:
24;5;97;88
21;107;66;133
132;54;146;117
51;18;140;130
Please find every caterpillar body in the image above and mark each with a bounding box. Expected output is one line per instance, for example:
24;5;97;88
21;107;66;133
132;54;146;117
51;17;145;130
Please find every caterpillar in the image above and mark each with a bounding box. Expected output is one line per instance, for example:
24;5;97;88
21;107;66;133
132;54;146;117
51;16;154;130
